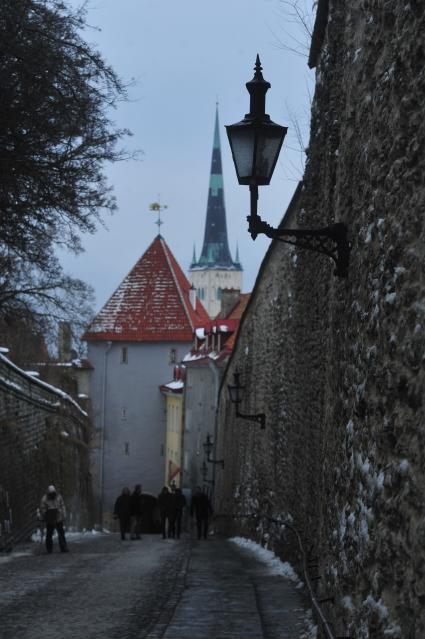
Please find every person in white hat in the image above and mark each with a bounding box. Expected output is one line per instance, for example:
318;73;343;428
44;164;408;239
39;485;68;553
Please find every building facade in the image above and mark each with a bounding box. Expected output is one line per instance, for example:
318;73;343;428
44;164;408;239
83;236;208;524
189;107;243;318
160;371;184;488
181;292;250;494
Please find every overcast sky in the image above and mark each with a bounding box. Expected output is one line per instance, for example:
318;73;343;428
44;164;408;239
62;0;316;311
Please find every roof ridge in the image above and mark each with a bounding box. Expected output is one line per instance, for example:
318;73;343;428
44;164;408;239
160;237;194;331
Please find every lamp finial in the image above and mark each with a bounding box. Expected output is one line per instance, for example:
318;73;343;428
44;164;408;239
254;54;263;78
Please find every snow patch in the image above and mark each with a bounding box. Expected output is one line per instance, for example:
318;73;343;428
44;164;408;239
385;292;396;305
230;537;303;587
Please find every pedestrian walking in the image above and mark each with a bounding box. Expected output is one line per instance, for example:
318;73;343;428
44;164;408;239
190;486;213;540
39;485;69;554
167;486;178;539
174;488;187;539
113;487;131;540
158;486;170;539
129;484;144;540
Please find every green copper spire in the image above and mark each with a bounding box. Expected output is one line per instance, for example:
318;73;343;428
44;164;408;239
193;105;241;270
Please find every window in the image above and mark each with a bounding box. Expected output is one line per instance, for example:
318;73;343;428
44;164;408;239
121;407;127;420
124;442;129;456
121;347;128;364
170;348;177;364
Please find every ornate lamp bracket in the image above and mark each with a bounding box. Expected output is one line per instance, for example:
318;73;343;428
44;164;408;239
236;407;266;429
248;186;350;278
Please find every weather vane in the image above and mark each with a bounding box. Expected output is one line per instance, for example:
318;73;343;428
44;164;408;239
149;197;168;234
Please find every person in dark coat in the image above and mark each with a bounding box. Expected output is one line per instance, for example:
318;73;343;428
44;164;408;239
158;486;170;539
129;484;144;540
39;485;68;553
113;487;131;540
174;488;187;539
167;487;179;539
190;486;213;540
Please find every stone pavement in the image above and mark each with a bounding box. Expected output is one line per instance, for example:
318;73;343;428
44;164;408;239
154;537;313;639
0;533;314;638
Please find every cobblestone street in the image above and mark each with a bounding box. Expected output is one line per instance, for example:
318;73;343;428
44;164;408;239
0;533;314;639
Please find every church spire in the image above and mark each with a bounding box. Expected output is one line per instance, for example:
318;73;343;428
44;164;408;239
195;105;238;268
188;105;243;318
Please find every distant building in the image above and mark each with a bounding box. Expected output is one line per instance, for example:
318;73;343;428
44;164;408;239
180;289;250;493
83;235;208;525
189;106;243;318
160;366;185;488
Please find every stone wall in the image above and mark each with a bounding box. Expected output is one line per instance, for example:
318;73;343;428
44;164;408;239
0;354;93;546
215;2;425;637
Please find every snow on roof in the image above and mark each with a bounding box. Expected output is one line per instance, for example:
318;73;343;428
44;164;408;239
183;352;205;362
83;236;209;343
164;380;184;390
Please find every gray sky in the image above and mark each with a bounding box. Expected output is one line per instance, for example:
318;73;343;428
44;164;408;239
62;0;315;311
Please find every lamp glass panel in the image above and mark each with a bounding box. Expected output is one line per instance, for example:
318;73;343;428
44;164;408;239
254;129;284;183
229;128;255;180
228;382;245;404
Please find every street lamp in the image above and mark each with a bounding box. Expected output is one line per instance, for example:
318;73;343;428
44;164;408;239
227;370;266;429
201;460;214;484
226;55;350;278
203;433;224;468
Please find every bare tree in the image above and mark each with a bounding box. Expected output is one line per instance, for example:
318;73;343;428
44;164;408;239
0;0;136;346
272;1;316;58
268;1;316;180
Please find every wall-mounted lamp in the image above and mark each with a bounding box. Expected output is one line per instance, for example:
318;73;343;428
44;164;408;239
201;460;215;484
227;370;266;429
225;55;350;278
203;433;224;468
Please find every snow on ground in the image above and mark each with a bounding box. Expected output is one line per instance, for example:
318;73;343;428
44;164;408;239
230;537;318;638
0;550;33;565
30;528;108;543
230;536;303;586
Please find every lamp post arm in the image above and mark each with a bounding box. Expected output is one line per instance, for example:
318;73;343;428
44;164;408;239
207;455;224;468
236;406;266;429
246;212;350;278
249;184;260;240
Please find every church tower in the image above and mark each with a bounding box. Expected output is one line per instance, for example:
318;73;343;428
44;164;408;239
189;105;243;318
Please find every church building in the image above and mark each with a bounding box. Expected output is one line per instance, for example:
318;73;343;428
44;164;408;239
189;106;243;318
83;236;209;525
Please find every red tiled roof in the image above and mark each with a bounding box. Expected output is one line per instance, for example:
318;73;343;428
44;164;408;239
226;293;251;320
222;293;251;350
83;236;209;342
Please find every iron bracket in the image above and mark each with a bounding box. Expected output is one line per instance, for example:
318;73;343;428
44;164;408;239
236;407;266;429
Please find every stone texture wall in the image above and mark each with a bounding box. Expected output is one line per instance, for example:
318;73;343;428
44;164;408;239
0;355;93;546
215;2;425;637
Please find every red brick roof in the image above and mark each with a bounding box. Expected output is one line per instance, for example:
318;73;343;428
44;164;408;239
226;293;251;320
83;236;209;342
223;293;251;350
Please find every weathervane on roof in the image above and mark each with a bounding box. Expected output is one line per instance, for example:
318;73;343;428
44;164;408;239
149;197;168;235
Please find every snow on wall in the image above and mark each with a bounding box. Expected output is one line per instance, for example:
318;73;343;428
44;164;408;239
0;354;93;541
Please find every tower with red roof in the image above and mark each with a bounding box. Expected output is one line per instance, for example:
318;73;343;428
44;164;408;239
83;235;208;523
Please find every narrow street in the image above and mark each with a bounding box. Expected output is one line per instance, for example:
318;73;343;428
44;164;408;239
0;533;314;639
